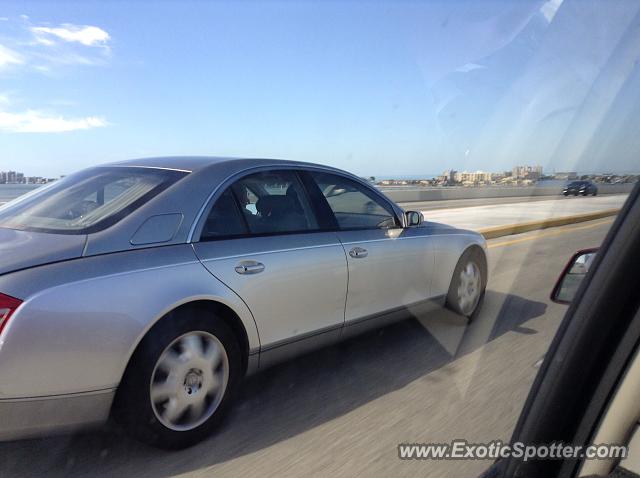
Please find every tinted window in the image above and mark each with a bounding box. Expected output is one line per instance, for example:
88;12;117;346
309;172;397;229
201;188;248;240
0;167;186;234
230;171;318;235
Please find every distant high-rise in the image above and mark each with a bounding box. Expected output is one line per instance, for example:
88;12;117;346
512;165;543;180
0;170;34;184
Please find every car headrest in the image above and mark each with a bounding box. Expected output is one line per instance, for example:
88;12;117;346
255;195;295;216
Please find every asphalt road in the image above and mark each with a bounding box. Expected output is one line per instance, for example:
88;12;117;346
0;218;615;478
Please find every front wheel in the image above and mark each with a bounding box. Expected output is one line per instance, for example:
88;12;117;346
113;310;242;449
446;248;487;319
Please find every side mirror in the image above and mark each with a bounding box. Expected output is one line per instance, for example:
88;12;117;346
405;210;423;227
551;248;598;304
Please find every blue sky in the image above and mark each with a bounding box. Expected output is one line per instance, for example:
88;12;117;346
1;0;639;177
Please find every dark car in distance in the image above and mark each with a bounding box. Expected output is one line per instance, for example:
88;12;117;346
562;180;598;196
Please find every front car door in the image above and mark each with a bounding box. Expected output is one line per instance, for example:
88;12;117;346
304;171;435;330
192;169;348;366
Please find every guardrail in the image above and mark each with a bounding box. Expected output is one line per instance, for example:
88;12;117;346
381;183;635;203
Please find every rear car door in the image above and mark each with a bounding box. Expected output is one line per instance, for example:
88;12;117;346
192;169;348;355
305;171;435;324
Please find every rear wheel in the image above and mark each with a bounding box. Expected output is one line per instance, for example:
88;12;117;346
113;309;242;449
446;248;487;319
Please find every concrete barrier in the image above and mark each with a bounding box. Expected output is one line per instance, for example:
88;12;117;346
382;183;635;203
478;208;620;240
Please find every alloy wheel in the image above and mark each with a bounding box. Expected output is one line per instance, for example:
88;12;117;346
150;331;229;431
457;261;482;316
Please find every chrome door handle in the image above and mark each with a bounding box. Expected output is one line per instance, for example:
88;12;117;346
348;247;368;258
235;261;265;274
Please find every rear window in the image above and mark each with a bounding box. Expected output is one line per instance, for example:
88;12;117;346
0;167;187;234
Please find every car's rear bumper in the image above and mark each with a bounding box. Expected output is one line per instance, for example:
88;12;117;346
0;389;115;441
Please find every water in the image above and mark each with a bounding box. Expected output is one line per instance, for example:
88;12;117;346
374;173;441;180
0;184;41;203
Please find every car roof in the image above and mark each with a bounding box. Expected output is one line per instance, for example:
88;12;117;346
105;156;339;175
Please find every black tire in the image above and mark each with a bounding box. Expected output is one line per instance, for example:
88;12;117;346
446;248;487;320
113;308;242;449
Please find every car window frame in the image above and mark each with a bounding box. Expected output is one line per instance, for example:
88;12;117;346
303;170;403;232
195;168;335;242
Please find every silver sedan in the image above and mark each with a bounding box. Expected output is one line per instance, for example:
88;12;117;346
0;157;487;448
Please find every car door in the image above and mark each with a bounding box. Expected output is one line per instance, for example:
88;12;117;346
305;171;435;326
192;169;348;362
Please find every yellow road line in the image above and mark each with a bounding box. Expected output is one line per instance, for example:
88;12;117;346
479;208;620;239
488;218;614;249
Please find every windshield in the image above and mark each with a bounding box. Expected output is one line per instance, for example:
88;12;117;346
0;167;186;234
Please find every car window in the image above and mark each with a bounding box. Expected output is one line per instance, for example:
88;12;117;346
0;167;186;234
200;188;248;240
229;170;319;235
309;171;398;229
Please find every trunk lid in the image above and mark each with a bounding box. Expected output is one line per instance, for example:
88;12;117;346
0;227;86;276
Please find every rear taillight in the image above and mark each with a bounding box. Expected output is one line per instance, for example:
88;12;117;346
0;293;22;335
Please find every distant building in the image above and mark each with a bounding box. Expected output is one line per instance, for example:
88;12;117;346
25;176;51;184
0;170;54;184
453;170;492;184
439;170;458;184
0;171;22;183
512;165;543;180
